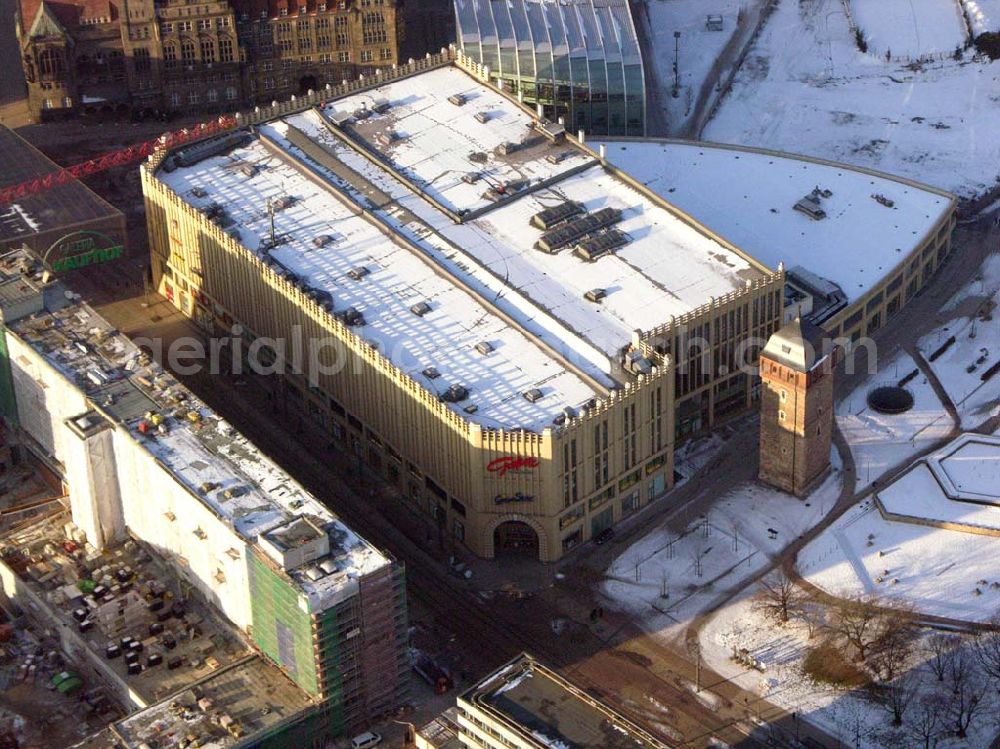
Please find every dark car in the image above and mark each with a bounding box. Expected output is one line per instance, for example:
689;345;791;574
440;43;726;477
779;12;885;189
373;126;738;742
593;527;615;545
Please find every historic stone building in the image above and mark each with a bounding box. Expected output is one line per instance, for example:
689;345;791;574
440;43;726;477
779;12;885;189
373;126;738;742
758;318;835;497
14;0;403;120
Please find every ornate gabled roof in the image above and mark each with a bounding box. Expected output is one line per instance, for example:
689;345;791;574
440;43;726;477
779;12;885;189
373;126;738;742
27;1;69;38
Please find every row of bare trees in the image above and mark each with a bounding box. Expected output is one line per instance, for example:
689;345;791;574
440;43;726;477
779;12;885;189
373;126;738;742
753;570;1000;743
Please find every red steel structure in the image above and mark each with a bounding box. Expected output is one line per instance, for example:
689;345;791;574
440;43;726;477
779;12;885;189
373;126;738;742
0;116;238;207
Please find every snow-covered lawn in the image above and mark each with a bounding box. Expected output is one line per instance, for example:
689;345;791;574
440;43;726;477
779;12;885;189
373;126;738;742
798;497;1000;622
918;254;1000;428
704;0;1000;198
640;0;744;132
837;351;954;491
702;594;999;747
962;0;1000;35
602;466;841;627
850;0;967;60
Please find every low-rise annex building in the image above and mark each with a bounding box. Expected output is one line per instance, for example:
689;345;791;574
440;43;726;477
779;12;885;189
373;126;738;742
0;250;409;740
140;49;785;562
456;653;675;749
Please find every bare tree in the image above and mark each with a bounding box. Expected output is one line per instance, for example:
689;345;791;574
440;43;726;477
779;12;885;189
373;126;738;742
925;633;960;682
691;544;704;578
753;569;804;624
830;594;882;661
947;644;970;688
972;615;1000;687
947;662;987;739
905;694;944;749
880;669;919;726
869;614;914;683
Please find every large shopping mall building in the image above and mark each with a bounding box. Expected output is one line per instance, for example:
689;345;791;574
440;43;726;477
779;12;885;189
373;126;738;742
140;48;955;562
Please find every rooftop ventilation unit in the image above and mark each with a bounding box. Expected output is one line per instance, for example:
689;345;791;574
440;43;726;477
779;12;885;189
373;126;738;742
469;151;488;164
272;195;296;211
328;110;353;127
474;111;490;124
191;186;208;198
575;230;629;261
448;93;467;106
495;142;519;156
239;164;258;178
410;301;431;317
441;383;469;403
172;131;250;168
353;107;372;120
342;307;365;326
422;366;440;379
584;288;606;303
347;266;369;281
530;201;584;230
203;202;224;219
872;193;895;208
312;234;333;248
536;120;566;143
626;351;653;375
474;341;493;355
372;98;391;113
535;207;623;253
462;172;481;184
463;404;478;414
793;191;826;220
309;288;334;307
546;151;572;165
523;388;543;403
376;131;401;147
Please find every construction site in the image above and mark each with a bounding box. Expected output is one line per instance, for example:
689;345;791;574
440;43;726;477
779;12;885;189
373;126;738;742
0;247;410;747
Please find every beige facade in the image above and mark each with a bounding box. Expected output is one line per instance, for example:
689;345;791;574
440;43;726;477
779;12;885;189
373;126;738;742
140;52;786;562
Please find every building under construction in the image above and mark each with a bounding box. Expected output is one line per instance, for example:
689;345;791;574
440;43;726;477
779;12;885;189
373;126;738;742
0;249;409;745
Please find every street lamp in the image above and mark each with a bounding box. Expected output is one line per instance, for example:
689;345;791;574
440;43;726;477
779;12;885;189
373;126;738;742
672;31;681;98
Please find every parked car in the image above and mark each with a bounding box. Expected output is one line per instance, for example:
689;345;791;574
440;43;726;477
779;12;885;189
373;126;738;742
350;731;382;749
593;527;615;545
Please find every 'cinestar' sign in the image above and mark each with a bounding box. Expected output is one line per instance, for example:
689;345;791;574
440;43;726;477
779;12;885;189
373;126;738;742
45;231;125;273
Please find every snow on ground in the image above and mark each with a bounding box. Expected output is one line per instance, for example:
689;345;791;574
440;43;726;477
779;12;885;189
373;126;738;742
963;0;1000;36
672;431;726;485
918;254;1000;428
704;0;1000;198
799;497;1000;622
837;351;954;491
640;0;744;132
602;463;841;628
850;0;967;60
701;593;998;748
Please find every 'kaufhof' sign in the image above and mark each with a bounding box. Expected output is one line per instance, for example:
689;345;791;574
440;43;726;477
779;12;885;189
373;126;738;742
45;231;124;273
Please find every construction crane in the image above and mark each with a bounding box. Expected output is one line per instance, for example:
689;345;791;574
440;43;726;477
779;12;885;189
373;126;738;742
0;115;239;207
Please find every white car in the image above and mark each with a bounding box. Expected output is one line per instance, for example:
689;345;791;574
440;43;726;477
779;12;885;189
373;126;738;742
350;731;382;749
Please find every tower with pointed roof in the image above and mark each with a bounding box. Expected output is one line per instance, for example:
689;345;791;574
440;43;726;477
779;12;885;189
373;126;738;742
758;317;835;496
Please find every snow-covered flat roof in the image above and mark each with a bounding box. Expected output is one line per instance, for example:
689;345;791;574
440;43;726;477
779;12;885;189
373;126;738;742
321;65;593;215
157;137;602;431
450;165;761;355
596;140;955;303
7;299;390;608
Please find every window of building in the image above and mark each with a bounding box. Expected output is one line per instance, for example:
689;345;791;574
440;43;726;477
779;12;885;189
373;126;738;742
360;49;373;62
318;2;327;10
318;34;331;48
133;47;151;72
453;519;464;541
336;51;349;62
264;77;275;89
335;32;349;46
363;28;387;44
280;39;293;53
299;36;312;51
216;17;231;28
780;388;787;402
181;41;196;63
201;39;215;63
219;37;234;62
188;90;200;104
160;22;173;33
169;91;180;106
178;20;192;32
279;7;288;15
207;88;218;102
198;18;210;30
225;86;237;100
380;47;392;60
778;410;786;422
163;45;177;67
38;49;65;78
